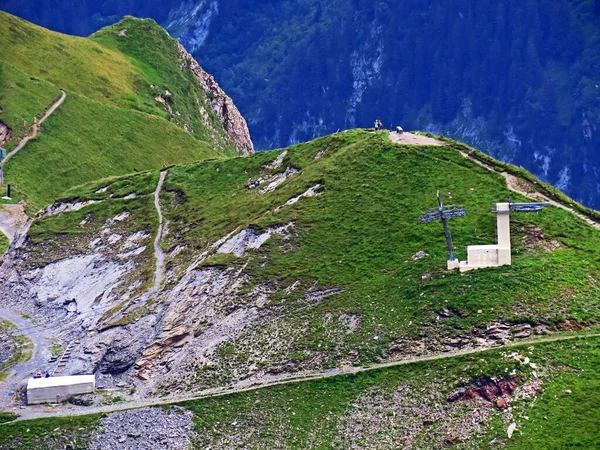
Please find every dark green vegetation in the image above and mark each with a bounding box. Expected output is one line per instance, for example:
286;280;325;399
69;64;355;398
0;12;241;211
191;0;600;208
1;337;598;449
6;0;600;207
0;413;102;449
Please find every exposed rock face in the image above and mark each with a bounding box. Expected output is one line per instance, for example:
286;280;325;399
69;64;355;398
0;120;11;147
178;44;254;155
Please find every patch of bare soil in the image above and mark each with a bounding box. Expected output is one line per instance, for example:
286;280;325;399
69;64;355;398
520;224;562;253
388;131;444;146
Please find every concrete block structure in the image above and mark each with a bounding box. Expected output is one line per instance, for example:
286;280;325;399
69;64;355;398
27;375;95;404
458;202;512;272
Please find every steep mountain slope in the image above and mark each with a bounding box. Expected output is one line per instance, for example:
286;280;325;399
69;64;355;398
0;12;252;210
1;129;599;397
0;130;599;448
2;1;600;208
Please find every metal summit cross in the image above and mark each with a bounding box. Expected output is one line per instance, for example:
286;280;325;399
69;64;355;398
419;190;466;264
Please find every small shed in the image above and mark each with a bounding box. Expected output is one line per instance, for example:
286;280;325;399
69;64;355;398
396;126;404;134
27;375;96;404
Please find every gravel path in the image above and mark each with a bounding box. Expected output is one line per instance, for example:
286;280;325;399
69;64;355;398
152;170;167;292
6;331;598;422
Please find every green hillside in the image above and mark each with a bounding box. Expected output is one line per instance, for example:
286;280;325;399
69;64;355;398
1;129;600;447
0;12;245;211
26;129;600;372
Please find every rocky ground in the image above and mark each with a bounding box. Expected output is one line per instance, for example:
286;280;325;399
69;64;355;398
87;406;195;450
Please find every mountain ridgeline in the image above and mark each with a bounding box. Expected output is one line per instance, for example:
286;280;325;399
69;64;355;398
0;12;252;209
2;0;600;208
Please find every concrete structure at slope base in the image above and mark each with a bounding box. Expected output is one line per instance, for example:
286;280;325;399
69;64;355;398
455;201;549;272
27;375;96;404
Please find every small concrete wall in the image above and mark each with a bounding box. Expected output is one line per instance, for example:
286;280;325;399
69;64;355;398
467;245;499;266
27;375;95;405
456;202;514;272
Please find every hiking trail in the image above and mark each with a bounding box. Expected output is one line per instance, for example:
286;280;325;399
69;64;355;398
5;331;598;422
152;170;167;292
3;90;67;165
457;149;600;230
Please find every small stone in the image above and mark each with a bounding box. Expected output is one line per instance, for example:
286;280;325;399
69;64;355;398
565;389;572;394
507;422;516;439
496;398;508;409
411;251;429;261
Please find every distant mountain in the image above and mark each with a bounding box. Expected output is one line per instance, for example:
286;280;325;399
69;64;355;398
1;1;600;208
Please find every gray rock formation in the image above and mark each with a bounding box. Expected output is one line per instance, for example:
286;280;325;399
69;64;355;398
178;44;254;155
0;120;11;147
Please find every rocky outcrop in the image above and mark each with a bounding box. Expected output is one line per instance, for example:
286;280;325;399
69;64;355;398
178;44;254;155
0;120;11;147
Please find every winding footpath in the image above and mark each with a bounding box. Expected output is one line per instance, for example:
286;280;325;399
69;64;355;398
3;90;67;165
454;147;600;230
0;90;67;245
152;170;167;292
4;331;598;422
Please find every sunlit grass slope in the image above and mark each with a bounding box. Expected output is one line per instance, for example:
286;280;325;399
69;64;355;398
160;130;600;361
2;129;599;447
0;11;243;210
4;93;221;210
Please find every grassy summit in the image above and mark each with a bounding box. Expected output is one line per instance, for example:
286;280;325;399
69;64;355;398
1;130;599;447
26;129;600;375
0;12;245;211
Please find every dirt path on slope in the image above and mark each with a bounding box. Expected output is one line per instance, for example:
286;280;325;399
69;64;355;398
458;150;600;230
152;170;167;292
3;90;67;165
6;331;599;422
0;91;66;244
388;131;444;146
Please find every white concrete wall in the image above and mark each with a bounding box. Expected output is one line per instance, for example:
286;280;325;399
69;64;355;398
457;203;514;272
27;375;95;404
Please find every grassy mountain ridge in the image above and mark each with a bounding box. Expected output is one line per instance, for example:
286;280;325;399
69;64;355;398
0;12;247;211
11;129;600;381
0;129;599;447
